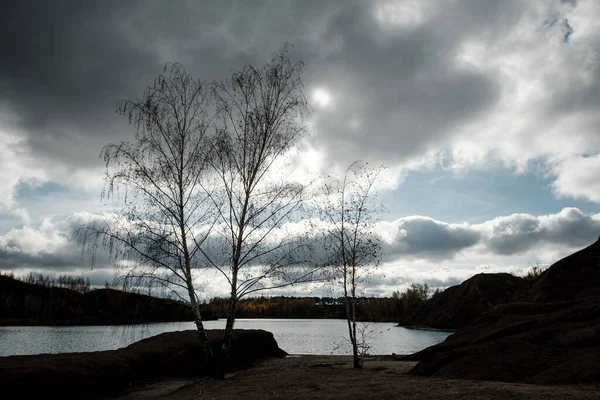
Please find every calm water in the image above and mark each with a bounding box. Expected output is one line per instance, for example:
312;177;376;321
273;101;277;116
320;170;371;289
0;319;451;357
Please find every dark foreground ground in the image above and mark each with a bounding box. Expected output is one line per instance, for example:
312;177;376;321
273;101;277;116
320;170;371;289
3;329;599;399
0;329;285;399
115;355;600;400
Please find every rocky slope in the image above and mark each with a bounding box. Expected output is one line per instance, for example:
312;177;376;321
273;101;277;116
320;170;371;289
406;238;600;384
398;273;526;330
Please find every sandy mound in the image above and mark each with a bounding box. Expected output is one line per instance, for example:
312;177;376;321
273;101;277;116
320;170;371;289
0;329;286;399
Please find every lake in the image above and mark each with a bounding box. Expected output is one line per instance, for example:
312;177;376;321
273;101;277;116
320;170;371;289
0;319;451;357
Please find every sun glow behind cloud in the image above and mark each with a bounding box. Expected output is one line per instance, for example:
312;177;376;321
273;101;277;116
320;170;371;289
312;88;333;108
373;0;427;29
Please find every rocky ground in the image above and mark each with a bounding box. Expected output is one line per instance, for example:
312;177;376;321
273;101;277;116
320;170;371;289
114;355;600;400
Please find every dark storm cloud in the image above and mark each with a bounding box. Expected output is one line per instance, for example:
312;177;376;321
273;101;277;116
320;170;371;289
2;0;596;190
0;0;165;168
484;208;600;255
0;0;508;175
377;207;600;261
382;217;481;260
0;250;80;271
485;214;542;255
0;0;337;170
306;2;501;166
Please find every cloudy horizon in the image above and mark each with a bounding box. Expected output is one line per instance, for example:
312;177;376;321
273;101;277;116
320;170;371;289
2;0;600;298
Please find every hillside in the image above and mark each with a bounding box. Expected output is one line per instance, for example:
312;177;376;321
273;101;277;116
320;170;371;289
406;237;600;384
516;238;600;302
0;276;209;325
398;273;526;330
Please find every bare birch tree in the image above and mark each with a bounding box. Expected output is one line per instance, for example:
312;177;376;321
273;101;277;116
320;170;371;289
77;47;319;376
206;46;317;370
76;63;217;366
320;161;384;368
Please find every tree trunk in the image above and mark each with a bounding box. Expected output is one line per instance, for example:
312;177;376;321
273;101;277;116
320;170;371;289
219;296;237;377
351;264;361;369
192;304;215;369
352;319;360;368
343;294;361;369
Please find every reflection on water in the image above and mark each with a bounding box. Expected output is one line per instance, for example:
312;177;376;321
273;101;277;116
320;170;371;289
0;319;451;356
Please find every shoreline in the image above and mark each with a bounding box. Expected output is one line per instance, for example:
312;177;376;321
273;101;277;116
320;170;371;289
0;316;407;327
3;332;599;399
0;318;198;327
397;324;457;332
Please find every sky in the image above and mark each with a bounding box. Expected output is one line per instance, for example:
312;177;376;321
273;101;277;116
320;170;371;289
1;0;600;298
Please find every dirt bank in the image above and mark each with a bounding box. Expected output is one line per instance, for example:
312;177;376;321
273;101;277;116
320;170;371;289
408;238;600;384
115;355;600;400
0;329;285;399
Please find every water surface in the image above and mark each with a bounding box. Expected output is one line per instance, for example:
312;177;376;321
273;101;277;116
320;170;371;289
0;319;451;356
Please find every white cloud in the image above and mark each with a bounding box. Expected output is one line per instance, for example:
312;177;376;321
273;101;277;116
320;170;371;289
0;218;67;256
0;112;105;226
2;206;595;297
0;116;44;222
373;0;430;30
551;155;600;202
443;0;600;183
373;207;600;264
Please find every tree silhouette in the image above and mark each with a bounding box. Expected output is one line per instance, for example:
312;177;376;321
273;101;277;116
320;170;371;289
76;63;217;366
320;161;385;368
206;45;319;373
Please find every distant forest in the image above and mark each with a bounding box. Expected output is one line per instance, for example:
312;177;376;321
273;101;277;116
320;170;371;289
0;273;196;325
5;271;92;293
200;284;437;322
200;296;400;321
1;271;435;323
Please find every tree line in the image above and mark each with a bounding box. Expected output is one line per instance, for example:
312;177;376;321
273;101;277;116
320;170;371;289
201;295;406;321
0;272;196;325
1;271;91;293
202;284;434;322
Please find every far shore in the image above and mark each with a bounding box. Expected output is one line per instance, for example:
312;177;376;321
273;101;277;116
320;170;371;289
0;318;196;327
397;324;457;332
0;316;409;327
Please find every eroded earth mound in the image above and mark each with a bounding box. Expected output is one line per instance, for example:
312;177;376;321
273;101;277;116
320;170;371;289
399;273;526;330
407;238;600;384
0;329;286;399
